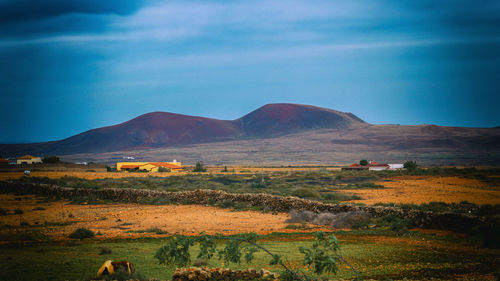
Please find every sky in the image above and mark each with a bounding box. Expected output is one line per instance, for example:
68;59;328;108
1;0;499;143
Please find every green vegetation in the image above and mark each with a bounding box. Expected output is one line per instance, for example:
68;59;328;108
359;159;368;166
192;161;207;172
154;231;358;280
69;228;95;239
403;160;417;171
158;166;171;173
42;156;60;164
0;231;498;280
127;228;168;235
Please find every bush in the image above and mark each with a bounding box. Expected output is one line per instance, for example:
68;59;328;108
292;188;320;198
250;182;266;189
359;159;368;166
99;247;112;255
106;166;117;172
321;192;360;202
192;161;207;172
69;228;95;239
404;161;418;171
217;200;235;209
0;208;8;216
42;156;60;163
14;209;23;215
158;166;171;173
379;214;412;233
32;207;45;211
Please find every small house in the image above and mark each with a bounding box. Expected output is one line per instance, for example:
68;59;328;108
17;155;42;165
116;161;183;172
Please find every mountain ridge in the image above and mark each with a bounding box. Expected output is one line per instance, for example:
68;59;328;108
0;103;365;156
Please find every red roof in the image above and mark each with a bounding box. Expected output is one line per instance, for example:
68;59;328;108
368;163;389;167
18;155;38;160
0;158;9;163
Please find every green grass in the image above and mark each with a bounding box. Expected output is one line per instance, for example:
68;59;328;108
0;231;498;281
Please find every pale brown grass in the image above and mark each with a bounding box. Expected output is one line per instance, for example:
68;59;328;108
0;194;326;241
346;176;500;205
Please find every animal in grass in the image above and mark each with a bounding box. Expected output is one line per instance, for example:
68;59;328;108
96;260;135;276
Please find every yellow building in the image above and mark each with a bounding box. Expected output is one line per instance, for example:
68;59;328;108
17;155;42;164
116;161;182;172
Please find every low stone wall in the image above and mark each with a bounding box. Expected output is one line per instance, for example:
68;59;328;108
0;182;483;232
172;267;278;281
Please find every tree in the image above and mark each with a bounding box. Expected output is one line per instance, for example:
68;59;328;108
404;161;418;171
192;161;207;172
155;231;361;281
42;156;60;163
359;159;368;166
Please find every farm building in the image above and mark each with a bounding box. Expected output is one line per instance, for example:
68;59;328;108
388;163;404;170
17;155;42;165
342;161;397;171
341;163;369;171
116;161;183;172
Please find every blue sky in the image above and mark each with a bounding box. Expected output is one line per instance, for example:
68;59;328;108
1;0;499;143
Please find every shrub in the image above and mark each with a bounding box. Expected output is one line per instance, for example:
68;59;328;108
106;166;117;172
158;166;171;173
321;192;360;202
292;188;321;198
359;159;368;166
404;161;418;171
250;182;266;189
14;209;23;215
32;207;45;211
0;208;8;216
42;156;60;163
99;247;112;255
69;228;95;239
217;200;235;209
379;214;412;233
192;161;207;172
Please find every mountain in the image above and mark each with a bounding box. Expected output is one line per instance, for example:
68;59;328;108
0;103;365;156
237;103;364;136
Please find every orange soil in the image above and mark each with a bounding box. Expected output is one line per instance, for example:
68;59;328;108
0;194;326;241
346;176;500;205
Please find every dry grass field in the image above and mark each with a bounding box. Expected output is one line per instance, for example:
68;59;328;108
346;176;500;205
0;194;327;241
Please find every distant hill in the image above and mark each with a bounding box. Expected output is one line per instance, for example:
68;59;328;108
237;103;364;136
0;103;365;156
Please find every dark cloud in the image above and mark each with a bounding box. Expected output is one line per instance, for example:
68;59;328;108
0;0;147;23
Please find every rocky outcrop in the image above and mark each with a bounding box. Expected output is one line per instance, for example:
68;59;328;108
0;182;484;232
172;267;278;281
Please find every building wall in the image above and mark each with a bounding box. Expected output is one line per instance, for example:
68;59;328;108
17;157;42;164
116;162;182;171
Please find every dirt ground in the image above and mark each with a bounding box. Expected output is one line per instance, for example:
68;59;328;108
0;194;326;241
346;176;500;205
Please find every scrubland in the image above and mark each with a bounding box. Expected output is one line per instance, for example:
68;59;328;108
0;166;499;280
